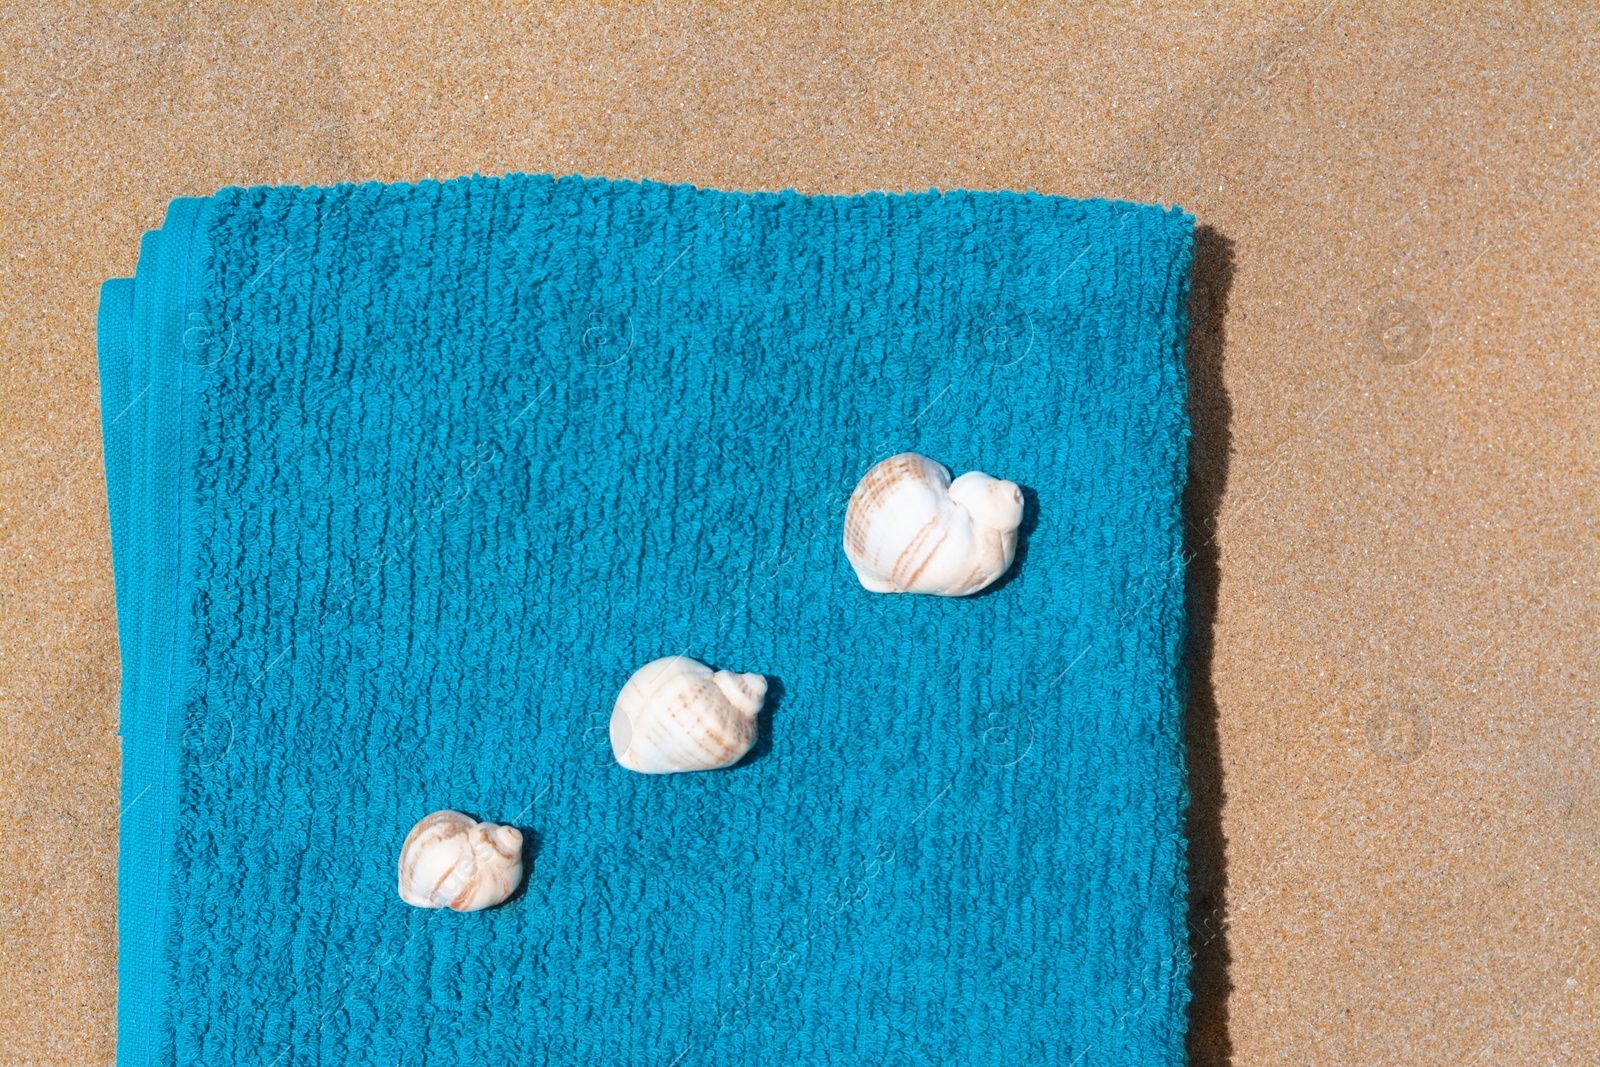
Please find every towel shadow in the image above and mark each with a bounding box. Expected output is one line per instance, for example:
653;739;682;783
965;484;1039;599
1184;224;1236;1067
734;675;785;768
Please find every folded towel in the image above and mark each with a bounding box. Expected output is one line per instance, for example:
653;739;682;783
100;175;1195;1067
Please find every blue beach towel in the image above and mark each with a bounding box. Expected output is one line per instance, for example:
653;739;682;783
99;175;1196;1067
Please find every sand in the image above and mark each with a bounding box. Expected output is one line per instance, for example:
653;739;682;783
1;4;1594;1064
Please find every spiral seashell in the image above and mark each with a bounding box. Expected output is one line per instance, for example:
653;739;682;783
610;656;766;774
843;452;1024;596
397;810;524;912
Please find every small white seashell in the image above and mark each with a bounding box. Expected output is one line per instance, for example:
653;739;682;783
397;810;524;912
610;656;766;774
843;452;1025;596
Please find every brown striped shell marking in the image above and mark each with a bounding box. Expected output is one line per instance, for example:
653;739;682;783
843;453;1024;596
610;656;766;774
398;810;524;912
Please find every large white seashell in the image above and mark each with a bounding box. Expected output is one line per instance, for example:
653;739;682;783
843;452;1024;596
610;656;766;774
397;810;524;912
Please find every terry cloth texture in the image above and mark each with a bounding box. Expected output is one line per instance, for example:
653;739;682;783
99;175;1196;1067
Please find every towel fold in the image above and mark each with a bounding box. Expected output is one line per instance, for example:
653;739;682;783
100;175;1195;1066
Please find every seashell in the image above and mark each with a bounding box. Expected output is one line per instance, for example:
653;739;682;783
843;452;1024;596
610;656;766;774
397;810;524;912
